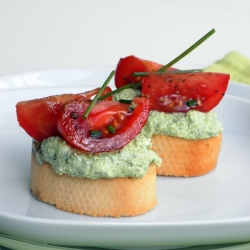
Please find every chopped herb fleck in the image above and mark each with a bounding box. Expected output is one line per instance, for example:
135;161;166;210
107;125;116;134
186;99;198;107
90;130;102;138
119;99;133;104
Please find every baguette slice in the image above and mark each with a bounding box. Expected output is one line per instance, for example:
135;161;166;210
151;134;222;177
30;153;157;217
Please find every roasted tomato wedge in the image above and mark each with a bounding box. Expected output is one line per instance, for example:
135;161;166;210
115;55;164;88
16;87;112;141
57;97;151;152
141;72;230;112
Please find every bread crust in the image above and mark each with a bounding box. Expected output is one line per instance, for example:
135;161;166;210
30;153;157;217
151;134;222;177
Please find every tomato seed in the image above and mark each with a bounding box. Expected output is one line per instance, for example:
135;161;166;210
164;78;172;82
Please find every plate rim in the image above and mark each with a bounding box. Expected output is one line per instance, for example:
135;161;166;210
1;67;250;248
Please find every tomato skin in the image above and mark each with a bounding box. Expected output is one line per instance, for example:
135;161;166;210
115;55;164;88
141;72;230;113
57;97;151;152
16;87;112;141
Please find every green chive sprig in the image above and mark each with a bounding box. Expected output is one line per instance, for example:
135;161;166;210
98;82;141;101
85;29;215;111
132;69;203;77
82;70;115;119
157;28;215;72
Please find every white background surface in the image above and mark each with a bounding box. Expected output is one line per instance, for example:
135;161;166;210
0;0;250;77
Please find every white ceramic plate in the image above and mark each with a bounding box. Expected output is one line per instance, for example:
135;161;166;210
0;68;250;250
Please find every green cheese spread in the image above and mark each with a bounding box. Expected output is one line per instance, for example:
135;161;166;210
33;88;223;179
33;134;161;180
113;88;141;101
142;110;223;140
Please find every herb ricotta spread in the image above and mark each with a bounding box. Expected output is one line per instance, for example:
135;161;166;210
33;88;223;179
142;110;223;139
113;88;141;101
33;134;161;179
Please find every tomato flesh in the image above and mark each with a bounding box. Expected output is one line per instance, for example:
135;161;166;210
57;97;151;152
16;87;112;141
141;72;230;112
115;55;164;88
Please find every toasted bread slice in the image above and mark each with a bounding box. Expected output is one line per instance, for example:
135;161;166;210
30;153;157;217
151;134;222;177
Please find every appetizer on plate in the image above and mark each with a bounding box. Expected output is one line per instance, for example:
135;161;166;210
15;29;230;217
113;29;229;177
16;78;161;217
